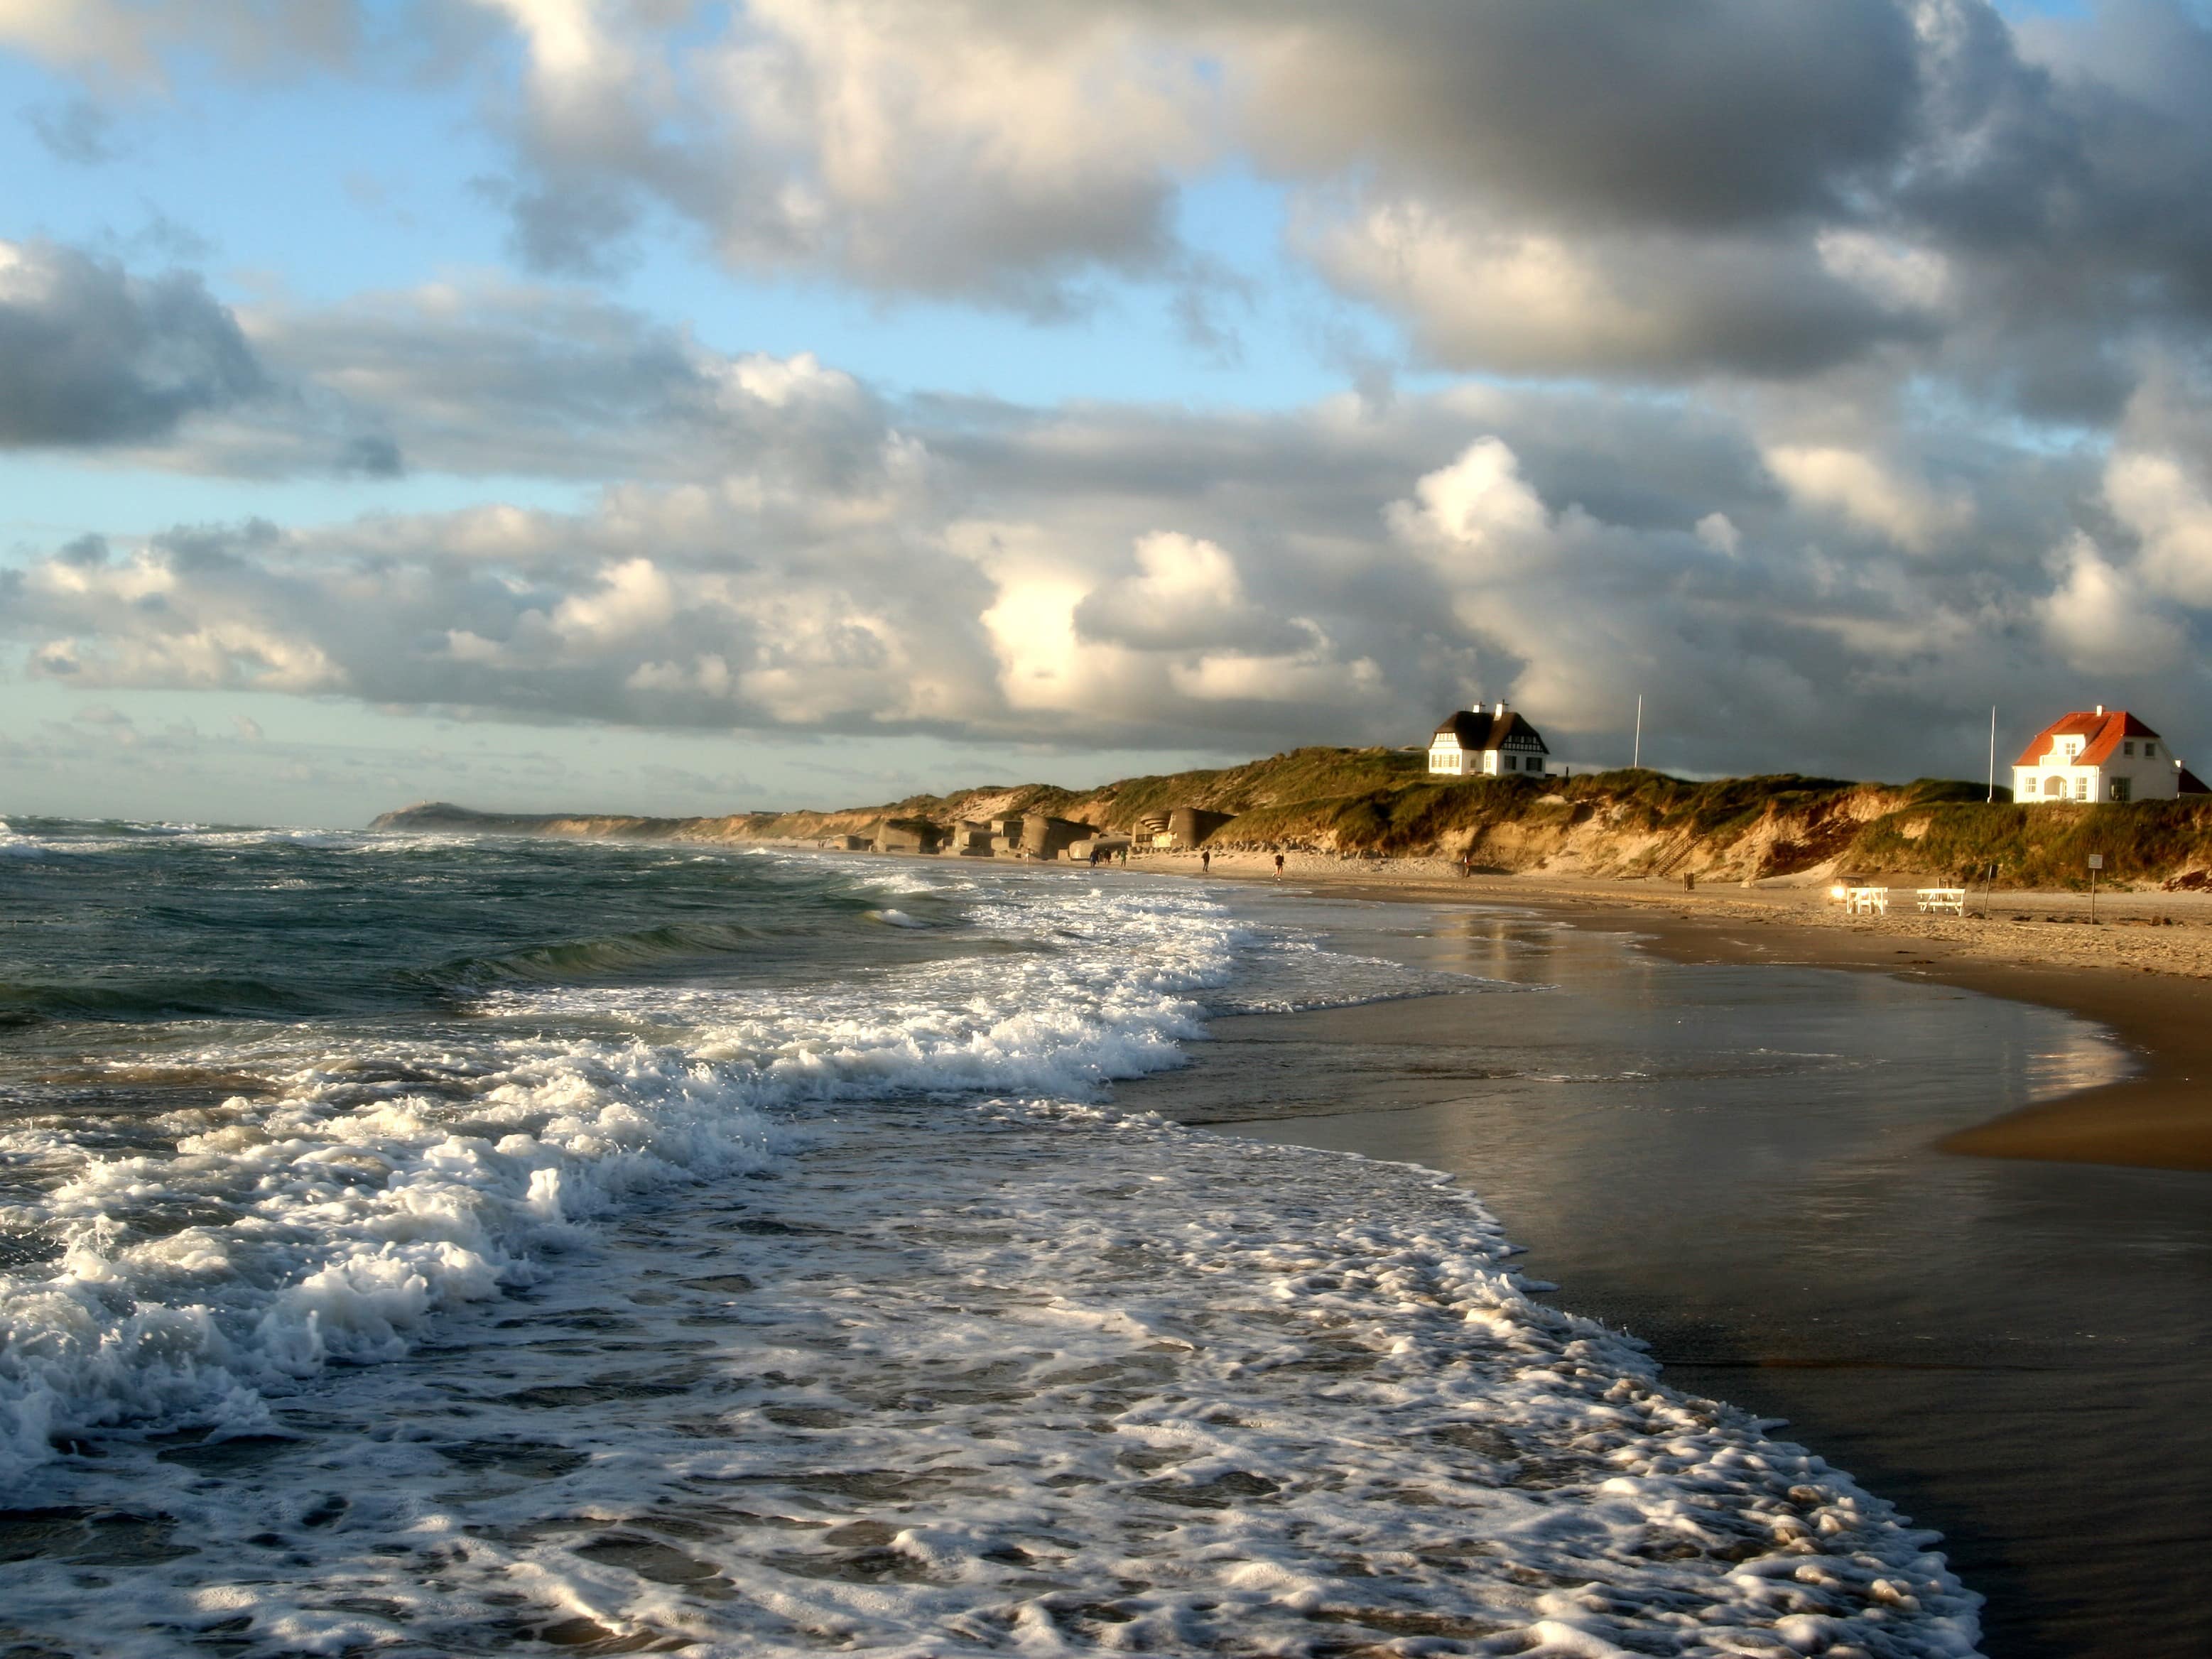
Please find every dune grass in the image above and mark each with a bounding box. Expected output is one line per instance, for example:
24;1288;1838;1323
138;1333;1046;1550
381;749;2212;887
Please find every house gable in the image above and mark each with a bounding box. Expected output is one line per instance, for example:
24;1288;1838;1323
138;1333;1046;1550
1429;707;1549;776
2015;709;2160;769
2013;706;2185;804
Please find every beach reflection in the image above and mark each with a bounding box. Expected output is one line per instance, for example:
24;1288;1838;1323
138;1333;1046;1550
1124;893;2212;1659
2021;1024;2134;1102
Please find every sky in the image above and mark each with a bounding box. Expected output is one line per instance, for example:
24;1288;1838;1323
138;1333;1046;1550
5;0;2212;826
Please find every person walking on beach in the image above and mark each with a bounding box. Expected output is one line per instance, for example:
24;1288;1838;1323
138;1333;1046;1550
1273;851;1284;881
1200;849;1210;875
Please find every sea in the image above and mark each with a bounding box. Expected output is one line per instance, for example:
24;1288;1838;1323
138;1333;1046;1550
0;820;1985;1658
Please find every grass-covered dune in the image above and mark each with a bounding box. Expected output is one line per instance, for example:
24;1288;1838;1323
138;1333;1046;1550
376;746;2212;888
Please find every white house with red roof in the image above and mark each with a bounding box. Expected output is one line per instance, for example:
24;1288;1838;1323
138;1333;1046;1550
1428;703;1551;778
2012;706;2208;804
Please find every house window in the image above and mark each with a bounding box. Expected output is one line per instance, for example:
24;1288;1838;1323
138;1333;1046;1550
2111;778;2132;803
1527;758;1543;775
2124;741;2135;756
1503;754;1516;771
2147;742;2157;756
2076;777;2089;800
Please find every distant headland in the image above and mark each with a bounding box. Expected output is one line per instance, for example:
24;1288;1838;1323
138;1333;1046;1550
372;746;2212;889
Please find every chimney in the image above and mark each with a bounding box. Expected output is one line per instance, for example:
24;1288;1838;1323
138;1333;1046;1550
2096;704;2105;716
1493;701;1506;717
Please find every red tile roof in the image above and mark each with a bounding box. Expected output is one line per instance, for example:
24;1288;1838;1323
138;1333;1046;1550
2013;709;2161;769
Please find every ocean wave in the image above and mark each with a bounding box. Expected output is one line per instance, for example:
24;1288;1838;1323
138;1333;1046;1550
0;974;333;1026
0;869;1242;1481
0;1039;786;1483
423;920;782;989
3;1097;1984;1658
0;834;1987;1655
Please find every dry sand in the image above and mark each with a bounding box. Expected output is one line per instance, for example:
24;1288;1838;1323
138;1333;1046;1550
1131;845;2212;1173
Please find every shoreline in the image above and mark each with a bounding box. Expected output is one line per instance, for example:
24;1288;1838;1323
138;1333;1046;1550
1137;849;2212;1173
1115;898;2212;1659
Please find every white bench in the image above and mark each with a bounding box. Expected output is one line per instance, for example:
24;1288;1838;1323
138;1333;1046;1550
1843;886;1888;915
1916;888;1966;915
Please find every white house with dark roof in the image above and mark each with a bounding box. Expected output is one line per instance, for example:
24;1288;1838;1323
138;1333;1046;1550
1428;703;1551;778
2012;706;2208;804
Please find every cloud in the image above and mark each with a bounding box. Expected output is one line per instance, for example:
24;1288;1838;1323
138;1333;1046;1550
14;4;2212;782
0;240;265;446
1763;445;1975;553
2039;531;2187;672
25;95;121;163
1308;199;1931;381
439;0;2212;437
0;0;367;83
1695;514;1742;557
10;459;1010;738
77;271;887;483
1073;532;1307;656
14;376;2204;778
460;0;1215;311
453;0;1923;337
1234;0;1919;231
2104;449;2212;607
18;1;2212;413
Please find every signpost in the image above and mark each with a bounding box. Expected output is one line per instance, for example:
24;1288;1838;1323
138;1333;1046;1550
2088;853;2103;923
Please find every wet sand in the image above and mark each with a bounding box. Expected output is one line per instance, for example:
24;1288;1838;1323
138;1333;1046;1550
1118;897;2212;1659
1506;895;2212;1174
1156;850;2212;1172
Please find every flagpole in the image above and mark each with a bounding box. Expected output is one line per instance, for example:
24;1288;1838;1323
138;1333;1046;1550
1988;705;1996;803
1633;695;1643;770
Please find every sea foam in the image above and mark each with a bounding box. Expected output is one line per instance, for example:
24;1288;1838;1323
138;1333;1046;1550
0;866;1238;1480
0;840;1983;1655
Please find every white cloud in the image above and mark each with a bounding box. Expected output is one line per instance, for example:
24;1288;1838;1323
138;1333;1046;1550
2039;531;2186;673
475;0;608;82
1814;229;1954;315
9;342;2212;780
2105;450;2212;607
1764;444;1974;552
1389;436;1550;558
1309;197;1914;381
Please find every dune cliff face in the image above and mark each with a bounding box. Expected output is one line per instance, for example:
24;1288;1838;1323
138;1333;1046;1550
373;748;2212;888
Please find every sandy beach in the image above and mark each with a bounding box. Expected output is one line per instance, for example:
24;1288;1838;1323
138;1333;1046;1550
1137;846;2212;1173
1112;879;2212;1658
